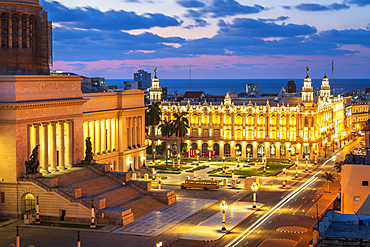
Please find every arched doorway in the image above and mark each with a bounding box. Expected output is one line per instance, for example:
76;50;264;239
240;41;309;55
303;145;310;158
224;143;231;157
213;143;220;156
24;193;35;213
202;143;208;155
246;144;253;157
280;145;286;157
290;145;296;155
270;144;276;157
257;144;265;157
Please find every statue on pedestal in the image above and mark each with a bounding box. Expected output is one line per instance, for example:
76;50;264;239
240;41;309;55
85;137;93;162
25;145;40;174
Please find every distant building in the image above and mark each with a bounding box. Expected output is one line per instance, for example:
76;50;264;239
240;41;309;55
134;70;151;88
246;83;259;95
352;102;370;131
183;91;206;102
124;81;142;90
286;79;297;95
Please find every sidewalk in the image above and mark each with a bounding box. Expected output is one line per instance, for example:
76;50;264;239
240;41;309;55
179;201;264;242
305;175;340;218
100;198;217;236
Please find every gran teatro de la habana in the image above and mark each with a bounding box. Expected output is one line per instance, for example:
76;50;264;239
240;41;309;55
154;72;347;161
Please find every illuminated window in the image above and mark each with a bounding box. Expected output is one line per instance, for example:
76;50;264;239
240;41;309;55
235;130;242;140
235;115;242;125
280;115;286;125
247;115;253;125
258;115;265;125
191;114;198;124
213;114;220;125
270;115;276;125
224;114;231;125
202;114;209;124
354;196;360;201
290;115;296;125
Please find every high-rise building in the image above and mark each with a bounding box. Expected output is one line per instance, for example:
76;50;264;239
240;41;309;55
0;0;52;75
134;69;151;88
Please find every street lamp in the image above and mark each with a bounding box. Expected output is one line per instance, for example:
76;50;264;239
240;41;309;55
288;147;291;163
235;146;240;167
196;149;200;166
263;157;266;174
222;156;225;174
251;182;259;209
305;155;308;172
232;166;234;179
193;164;196;179
314;150;317;166
295;161;298;179
177;153;180;170
283;168;286;188
156;241;163;247
208;147;212;162
247;148;251;162
220;200;228;232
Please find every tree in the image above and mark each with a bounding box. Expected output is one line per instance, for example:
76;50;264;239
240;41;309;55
145;102;161;162
321;172;335;192
172;110;190;168
334;162;341;172
158;117;174;165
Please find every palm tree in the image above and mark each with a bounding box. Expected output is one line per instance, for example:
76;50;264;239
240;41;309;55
158;118;174;166
145;102;161;163
334;162;341;172
172;110;190;168
321;172;335;192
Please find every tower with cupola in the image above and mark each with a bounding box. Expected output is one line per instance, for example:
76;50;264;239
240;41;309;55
320;74;331;101
302;67;314;106
149;68;162;102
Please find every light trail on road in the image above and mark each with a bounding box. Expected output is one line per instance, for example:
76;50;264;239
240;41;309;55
225;173;320;247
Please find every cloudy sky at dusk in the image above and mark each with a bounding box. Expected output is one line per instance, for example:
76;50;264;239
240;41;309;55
43;0;370;79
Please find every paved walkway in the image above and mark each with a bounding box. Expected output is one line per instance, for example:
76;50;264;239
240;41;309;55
100;198;216;236
179;201;264;242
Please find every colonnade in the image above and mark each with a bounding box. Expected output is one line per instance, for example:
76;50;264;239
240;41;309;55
83;119;118;155
125;116;143;150
28;120;73;173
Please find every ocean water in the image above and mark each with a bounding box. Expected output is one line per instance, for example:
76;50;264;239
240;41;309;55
105;79;370;95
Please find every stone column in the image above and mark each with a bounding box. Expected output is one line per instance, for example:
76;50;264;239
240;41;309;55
89;121;95;154
58;121;65;169
95;120;101;155
107;119;111;152
49;122;58;172
40;122;49;174
65;120;73;168
111;119;115;151
116;117;120;151
101;119;106;153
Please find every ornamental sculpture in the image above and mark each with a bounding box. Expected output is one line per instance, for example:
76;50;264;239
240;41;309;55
25;145;40;174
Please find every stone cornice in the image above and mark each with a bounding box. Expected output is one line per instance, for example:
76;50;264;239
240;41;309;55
0;98;88;109
0;114;82;125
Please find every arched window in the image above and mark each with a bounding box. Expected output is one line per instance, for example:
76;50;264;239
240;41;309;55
247;115;253;125
224;143;231;156
246;144;253;156
213;114;220;125
247;128;253;139
224;114;231;125
303;145;310;156
304;116;308;127
280;145;286;156
191;143;198;150
257;144;265;157
214;129;220;137
202;143;208;155
290;145;296;155
280;115;286;125
290;115;296;125
191;114;198;124
235;114;242;125
225;130;231;139
270;144;276;156
24;194;35;213
203;129;209;137
235;130;242;140
202;114;209;124
213;143;220;156
192;129;198;137
270;115;276;125
258;115;265;125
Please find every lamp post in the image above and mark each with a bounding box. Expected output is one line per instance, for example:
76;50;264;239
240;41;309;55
288;148;291;163
263;157;266;174
196;150;200;166
208;147;212;162
251;182;259;209
177;154;180;170
90;200;96;228
314;150;317;166
236;151;241;167
283;168;286;188
193;164;196;179
35;196;40;224
232;166;234;179
234;146;240;167
220;200;228;232
167;145;170;165
305;155;308;172
295;161;298;179
222;156;225;174
247;148;251;163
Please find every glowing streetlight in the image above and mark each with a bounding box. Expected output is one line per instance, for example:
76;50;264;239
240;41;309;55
208;147;212;162
283;168;286;188
263;157;267;174
295;161;298;179
247;147;251;162
288;147;291;163
251;182;259;209
156;241;163;247
220;200;228;232
222;156;225;174
314;149;317;166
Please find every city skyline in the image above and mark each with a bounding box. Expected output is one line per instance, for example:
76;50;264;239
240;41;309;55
45;0;370;79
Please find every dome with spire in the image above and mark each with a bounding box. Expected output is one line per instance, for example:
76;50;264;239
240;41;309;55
286;80;296;94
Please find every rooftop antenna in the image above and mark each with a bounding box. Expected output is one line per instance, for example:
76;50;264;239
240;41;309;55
332;60;334;96
189;64;192;99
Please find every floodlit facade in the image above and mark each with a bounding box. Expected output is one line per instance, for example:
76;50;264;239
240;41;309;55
154;73;342;159
0;75;147;219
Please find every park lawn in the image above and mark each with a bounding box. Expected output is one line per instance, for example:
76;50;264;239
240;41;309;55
226;162;291;177
147;164;192;171
210;162;239;166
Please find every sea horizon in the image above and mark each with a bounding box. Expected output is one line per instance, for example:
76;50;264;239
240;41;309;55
105;78;370;96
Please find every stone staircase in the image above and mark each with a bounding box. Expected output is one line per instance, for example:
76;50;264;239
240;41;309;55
31;163;176;226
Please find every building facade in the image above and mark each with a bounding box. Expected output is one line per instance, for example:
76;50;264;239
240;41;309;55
351;102;369;131
134;69;151;88
153;74;337;160
0;75;147;219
